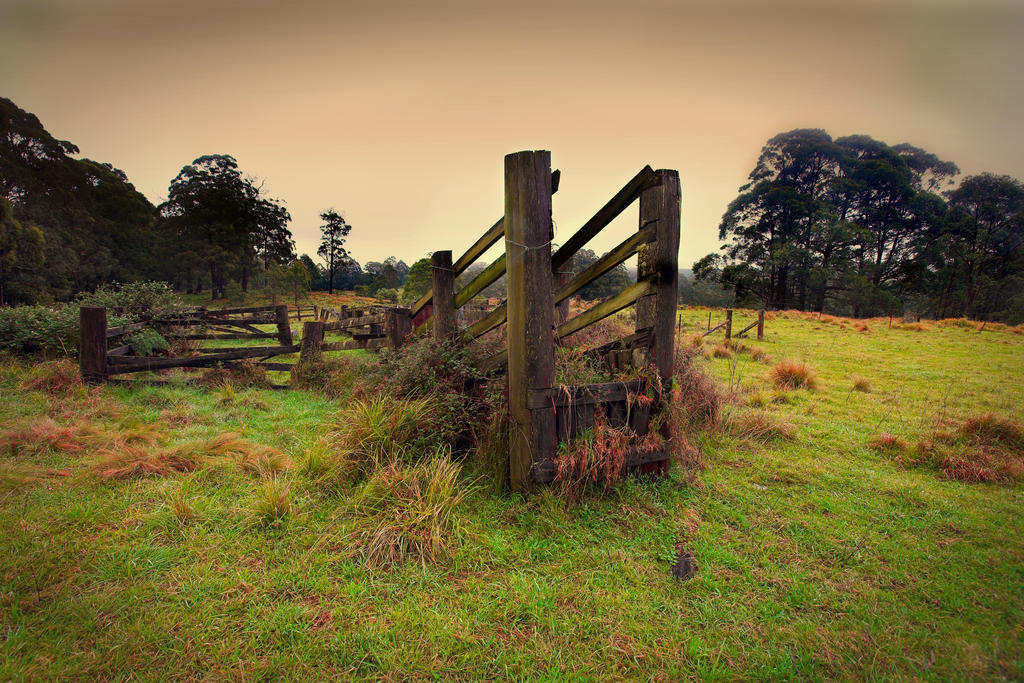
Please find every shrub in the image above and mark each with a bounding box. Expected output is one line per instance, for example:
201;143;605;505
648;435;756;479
124;328;169;356
852;376;872;393
77;281;181;316
768;361;818;390
344;453;471;567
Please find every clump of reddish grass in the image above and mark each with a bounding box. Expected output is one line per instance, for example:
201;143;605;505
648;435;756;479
936;318;975;329
20;359;83;396
725;410;796;443
97;432;278;480
768;360;818;390
898;322;930;332
868;432;908;454
672;348;723;432
749;347;772;364
878;414;1024;483
853;322;870;333
851;376;872;393
0;417;92;456
711;343;733;359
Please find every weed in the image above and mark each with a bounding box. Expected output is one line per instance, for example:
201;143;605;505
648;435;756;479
768;361;819;390
672;348;723;430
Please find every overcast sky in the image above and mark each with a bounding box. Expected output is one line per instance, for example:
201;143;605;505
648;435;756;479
3;0;1023;270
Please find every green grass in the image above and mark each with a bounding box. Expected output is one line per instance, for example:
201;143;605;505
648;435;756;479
0;309;1022;679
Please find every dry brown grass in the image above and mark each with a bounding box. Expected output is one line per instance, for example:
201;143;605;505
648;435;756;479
749;347;772;364
851;376;872;393
726;410;797;443
0;417;93;456
198;360;271;389
711;343;733;359
875;414;1024;483
853;321;870;333
96;432;278;480
20;359;83;396
768;360;819;390
897;322;930;332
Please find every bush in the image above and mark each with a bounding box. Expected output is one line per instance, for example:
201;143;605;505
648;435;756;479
124;328;169;356
77;281;181;316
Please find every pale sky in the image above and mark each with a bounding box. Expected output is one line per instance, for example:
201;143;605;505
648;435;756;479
3;0;1023;270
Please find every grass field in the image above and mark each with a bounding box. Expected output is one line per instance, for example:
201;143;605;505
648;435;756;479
1;306;1022;680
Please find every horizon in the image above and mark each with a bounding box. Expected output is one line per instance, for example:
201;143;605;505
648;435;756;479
4;0;1024;269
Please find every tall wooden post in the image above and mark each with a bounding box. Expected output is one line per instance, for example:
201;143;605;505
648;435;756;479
725;309;733;339
637;169;681;381
79;306;108;384
757;310;765;340
505;150;556;493
275;305;292;346
431;250;456;340
385;307;412;349
299;321;325;363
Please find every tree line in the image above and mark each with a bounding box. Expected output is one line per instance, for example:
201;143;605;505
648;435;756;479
694;129;1024;322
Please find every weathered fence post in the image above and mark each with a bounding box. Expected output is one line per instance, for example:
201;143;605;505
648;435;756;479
79;306;108;383
431;250;456;339
636;169;680;475
757;309;765;340
707;311;711;331
385;307;413;349
725;309;733;339
299;321;324;363
637;169;681;381
275;305;292;346
506;150;556;493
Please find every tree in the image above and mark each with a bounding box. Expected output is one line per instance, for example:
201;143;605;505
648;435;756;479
698;128;958;316
317;209;351;295
0;198;45;305
942;174;1024;319
402;257;433;303
158;155;293;299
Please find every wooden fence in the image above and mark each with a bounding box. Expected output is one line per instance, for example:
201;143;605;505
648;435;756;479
403;150;681;492
80;304;299;386
702;309;765;340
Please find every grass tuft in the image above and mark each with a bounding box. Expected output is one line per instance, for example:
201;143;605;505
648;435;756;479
252;478;292;525
725;410;797;442
20;359;83;396
345;453;470;567
768;360;819;390
852;376;872;393
0;417;91;456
